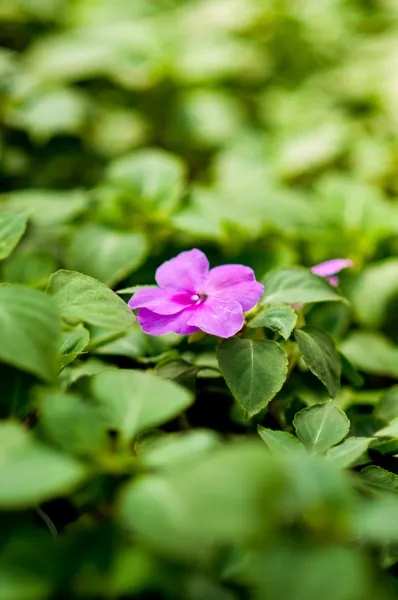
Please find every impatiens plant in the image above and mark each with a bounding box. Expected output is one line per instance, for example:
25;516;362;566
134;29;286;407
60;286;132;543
128;248;263;337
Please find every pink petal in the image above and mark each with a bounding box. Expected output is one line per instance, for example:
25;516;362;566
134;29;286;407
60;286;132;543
326;275;339;287
155;249;209;292
128;287;194;315
204;265;264;312
187;298;244;338
137;307;199;336
311;259;354;278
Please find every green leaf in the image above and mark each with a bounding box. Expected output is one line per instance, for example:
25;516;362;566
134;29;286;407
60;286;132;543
140;430;221;471
360;466;398;495
248;544;365;600
257;426;305;454
293;401;350;454
375;386;398;422
0;572;51;600
3;189;87;226
38;390;108;458
261;267;344;305
11;88;88;141
47;270;136;331
340;353;364;388
352;497;398;543
93;326;147;360
0;285;60;382
0;422;86;509
348;259;398;328
326;437;371;468
2;251;56;287
106;148;186;215
375;418;398;438
91;370;193;445
66;224;147;286
60;357;113;390
0;212;28;260
60;323;90;368
118;443;279;554
341;331;398;378
248;303;297;339
217;338;288;417
295;327;342;397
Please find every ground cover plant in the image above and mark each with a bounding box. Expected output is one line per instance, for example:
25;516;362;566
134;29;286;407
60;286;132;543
2;0;398;598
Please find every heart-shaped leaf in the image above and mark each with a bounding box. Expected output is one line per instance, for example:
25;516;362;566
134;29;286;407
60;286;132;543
248;303;297;339
91;370;193;445
47;270;136;331
293;401;350;454
295;327;341;398
217;338;288;417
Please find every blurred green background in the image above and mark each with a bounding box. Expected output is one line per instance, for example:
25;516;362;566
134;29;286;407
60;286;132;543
3;0;398;363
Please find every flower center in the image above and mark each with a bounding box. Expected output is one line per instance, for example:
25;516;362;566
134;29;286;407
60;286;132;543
191;292;207;304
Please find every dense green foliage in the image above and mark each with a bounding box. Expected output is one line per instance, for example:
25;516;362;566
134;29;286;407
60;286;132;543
2;0;398;598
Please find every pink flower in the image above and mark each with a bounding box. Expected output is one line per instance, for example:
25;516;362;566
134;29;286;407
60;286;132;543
128;249;264;338
311;258;354;287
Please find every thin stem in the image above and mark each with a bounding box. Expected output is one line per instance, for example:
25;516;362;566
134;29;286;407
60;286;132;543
36;507;58;538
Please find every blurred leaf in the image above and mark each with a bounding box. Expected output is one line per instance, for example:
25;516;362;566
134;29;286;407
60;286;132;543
47;269;136;331
349;259;398;328
341;331;398;378
0;422;86;509
375;418;398;438
276;120;350;178
2;251;56;287
245;544;367;600
257;426;305;454
38;390;108;457
293;401;350;454
176;88;244;147
93;325;147;360
375;386;398;422
248;303;297;339
119;443;279;554
140;430;221;471
313;175;398;239
2;190;87;226
60;323;90;368
340;354;364;389
89;107;149;156
326;437;371;469
295;327;342;398
66;224;147;286
262;268;344;305
106;148;186;215
217;338;288;417
0;212;28;260
352;497;398;543
91;370;193;445
0;571;51;600
360;466;398;495
0;285;60;382
7;88;88;141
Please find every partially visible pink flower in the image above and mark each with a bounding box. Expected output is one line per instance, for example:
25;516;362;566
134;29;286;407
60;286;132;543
311;258;354;287
128;249;264;338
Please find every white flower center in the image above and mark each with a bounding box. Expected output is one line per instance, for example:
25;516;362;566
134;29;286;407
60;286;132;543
191;292;207;304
